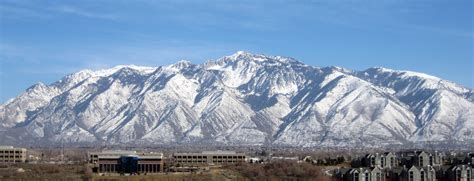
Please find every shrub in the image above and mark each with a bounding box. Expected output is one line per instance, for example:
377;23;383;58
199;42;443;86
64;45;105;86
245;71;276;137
225;160;327;180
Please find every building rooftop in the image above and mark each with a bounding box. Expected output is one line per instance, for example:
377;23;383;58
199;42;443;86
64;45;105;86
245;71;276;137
90;150;137;154
89;150;163;158
0;146;26;150
202;150;237;154
174;150;244;155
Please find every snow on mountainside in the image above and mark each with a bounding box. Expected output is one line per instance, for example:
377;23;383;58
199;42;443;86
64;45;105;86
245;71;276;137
355;68;474;144
1;52;473;147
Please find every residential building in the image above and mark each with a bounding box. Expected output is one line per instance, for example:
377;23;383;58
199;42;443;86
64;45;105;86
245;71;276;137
387;167;405;181
443;164;473;181
362;153;380;168
357;152;398;169
464;153;474;166
401;151;439;167
427;151;444;166
390;166;436;181
415;151;430;167
370;166;384;181
347;167;372;181
334;168;351;181
335;167;386;181
384;152;398;168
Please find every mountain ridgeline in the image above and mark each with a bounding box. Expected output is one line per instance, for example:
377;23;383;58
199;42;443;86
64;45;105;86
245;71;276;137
1;52;473;148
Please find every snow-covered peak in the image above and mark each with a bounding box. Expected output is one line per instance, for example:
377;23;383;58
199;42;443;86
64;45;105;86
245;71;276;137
26;82;47;91
357;67;471;97
228;50;252;59
326;66;353;74
91;65;157;77
214;51;304;68
1;52;473;148
0;82;48;105
63;65;156;81
365;67;440;80
167;60;193;71
221;51;264;62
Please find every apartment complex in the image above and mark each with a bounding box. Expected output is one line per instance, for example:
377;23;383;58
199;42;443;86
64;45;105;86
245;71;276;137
335;150;474;181
88;150;164;174
173;150;246;166
0;146;27;163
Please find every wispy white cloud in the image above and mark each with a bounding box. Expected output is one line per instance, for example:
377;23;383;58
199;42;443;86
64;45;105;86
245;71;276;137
0;1;119;21
3;0;467;37
54;5;118;20
0;3;51;20
288;0;473;38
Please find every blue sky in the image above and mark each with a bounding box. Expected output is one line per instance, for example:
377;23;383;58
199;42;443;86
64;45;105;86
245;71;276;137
0;0;472;103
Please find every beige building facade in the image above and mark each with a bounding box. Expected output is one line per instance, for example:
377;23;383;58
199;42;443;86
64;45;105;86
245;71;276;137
0;146;27;163
173;150;246;166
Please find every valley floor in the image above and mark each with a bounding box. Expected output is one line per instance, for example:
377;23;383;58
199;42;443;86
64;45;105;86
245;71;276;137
0;163;332;181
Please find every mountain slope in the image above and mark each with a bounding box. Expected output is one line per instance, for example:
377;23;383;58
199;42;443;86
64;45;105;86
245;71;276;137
1;52;472;147
355;68;474;144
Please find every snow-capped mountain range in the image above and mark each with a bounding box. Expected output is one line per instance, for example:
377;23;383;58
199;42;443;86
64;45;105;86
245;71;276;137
1;51;473;148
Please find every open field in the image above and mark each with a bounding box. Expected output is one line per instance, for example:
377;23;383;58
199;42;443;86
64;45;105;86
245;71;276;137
0;163;86;180
90;169;244;181
0;162;331;181
0;164;247;181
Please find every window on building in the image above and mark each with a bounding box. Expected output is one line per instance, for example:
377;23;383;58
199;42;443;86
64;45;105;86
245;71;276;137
429;156;433;166
467;169;471;180
409;171;414;181
376;172;381;181
419;156;424;166
456;170;461;181
381;158;384;167
354;172;359;181
371;157;375;166
365;172;369;181
390;157;394;166
470;169;473;179
420;171;425;181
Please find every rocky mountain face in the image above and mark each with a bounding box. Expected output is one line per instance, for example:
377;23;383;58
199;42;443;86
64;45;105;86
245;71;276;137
1;52;472;148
